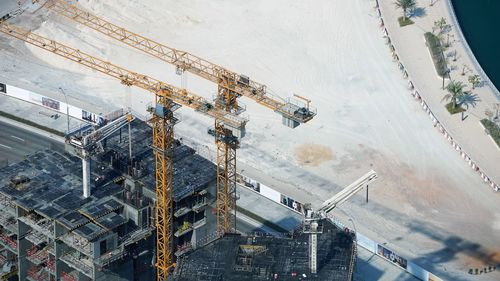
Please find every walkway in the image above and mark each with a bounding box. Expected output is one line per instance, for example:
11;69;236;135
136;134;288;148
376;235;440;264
378;0;500;186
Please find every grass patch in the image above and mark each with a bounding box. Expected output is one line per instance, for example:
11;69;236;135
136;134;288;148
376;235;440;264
398;16;414;27
236;206;289;234
481;119;500;148
445;102;465;114
0;111;64;137
425;32;448;77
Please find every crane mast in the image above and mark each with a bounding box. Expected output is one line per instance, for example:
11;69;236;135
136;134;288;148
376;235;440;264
150;95;175;280
214;84;240;234
0;19;246;281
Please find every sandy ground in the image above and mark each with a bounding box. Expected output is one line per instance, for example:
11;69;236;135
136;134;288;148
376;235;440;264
0;0;499;280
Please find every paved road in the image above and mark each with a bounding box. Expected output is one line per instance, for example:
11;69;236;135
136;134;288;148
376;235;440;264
0;120;63;168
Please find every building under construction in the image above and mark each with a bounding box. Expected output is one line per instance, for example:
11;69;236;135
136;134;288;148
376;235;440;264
0;118;356;281
0;120;217;281
0;1;324;280
173;220;356;281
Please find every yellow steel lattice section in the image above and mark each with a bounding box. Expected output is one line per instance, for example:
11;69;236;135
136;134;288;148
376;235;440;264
215;121;237;235
151;94;174;281
215;84;238;235
43;0;292;112
0;21;245;130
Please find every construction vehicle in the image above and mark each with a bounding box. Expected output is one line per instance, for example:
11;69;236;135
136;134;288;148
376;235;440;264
65;112;134;198
303;170;378;274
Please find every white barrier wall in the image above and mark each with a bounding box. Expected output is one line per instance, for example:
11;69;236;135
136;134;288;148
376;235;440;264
259;183;282;204
238;174;305;214
1;83;104;125
239;170;443;281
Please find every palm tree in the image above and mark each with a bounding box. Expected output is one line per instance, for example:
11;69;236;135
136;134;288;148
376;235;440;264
468;74;481;89
443;80;465;109
458;92;480;121
458;92;480;109
394;0;417;21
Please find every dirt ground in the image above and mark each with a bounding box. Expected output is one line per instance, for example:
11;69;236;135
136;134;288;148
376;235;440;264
293;143;334;166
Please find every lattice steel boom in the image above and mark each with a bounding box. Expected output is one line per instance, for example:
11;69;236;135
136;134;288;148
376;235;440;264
41;0;316;124
0;22;244;129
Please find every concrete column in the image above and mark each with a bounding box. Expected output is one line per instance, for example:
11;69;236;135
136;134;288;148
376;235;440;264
82;156;91;198
16;215;30;281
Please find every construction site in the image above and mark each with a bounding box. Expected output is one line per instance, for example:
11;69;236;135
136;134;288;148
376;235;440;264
0;117;360;281
4;0;500;281
0;1;369;280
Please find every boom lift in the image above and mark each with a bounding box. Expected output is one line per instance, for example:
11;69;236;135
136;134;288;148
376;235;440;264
65;113;134;198
303;170;378;274
0;19;246;281
36;0;317;236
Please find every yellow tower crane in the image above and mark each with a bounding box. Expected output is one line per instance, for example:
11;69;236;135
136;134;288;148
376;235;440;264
0;20;246;281
38;0;316;236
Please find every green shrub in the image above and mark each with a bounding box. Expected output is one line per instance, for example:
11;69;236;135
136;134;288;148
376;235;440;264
398;16;414;27
445;102;465;114
425;32;448;77
481;119;500;148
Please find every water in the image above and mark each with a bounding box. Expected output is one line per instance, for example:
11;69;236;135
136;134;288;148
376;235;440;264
451;0;500;90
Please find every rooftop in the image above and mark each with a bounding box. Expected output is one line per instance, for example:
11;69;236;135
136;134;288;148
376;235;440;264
173;219;356;281
0;119;216;242
99;119;216;201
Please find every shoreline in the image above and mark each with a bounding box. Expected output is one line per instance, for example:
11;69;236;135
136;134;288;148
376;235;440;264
444;0;500;100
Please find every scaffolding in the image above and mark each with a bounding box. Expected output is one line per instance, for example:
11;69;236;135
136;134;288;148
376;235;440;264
173;219;356;281
61;271;78;281
26;245;49;266
60;250;93;279
18;214;54;237
58;232;92;257
0;120;219;280
0;209;17;234
0;231;17;252
45;258;55;274
26;265;48;281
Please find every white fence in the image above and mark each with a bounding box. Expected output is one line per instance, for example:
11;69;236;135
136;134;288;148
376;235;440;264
238;170;444;281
